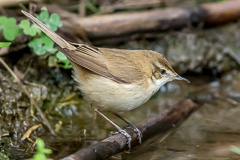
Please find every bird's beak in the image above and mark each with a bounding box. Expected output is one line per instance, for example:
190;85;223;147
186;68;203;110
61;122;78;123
175;75;190;83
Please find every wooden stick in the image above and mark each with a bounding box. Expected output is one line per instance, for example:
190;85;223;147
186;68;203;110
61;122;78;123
46;0;240;41
60;99;199;160
5;0;240;45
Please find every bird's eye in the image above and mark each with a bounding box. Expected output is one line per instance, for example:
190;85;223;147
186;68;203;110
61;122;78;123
160;69;166;75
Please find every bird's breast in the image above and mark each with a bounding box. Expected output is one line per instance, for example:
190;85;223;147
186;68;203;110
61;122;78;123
71;63;165;112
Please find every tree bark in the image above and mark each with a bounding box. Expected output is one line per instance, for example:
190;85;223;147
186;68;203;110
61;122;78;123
60;99;199;160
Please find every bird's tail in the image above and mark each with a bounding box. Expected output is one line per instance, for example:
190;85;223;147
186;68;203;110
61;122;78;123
21;10;75;50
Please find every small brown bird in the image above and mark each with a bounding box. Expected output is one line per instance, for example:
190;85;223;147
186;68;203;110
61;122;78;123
22;10;189;148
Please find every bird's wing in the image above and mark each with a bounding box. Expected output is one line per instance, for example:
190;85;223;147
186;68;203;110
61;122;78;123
60;44;150;84
21;10;149;84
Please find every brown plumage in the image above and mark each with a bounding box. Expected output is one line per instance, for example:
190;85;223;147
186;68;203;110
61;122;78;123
60;44;158;84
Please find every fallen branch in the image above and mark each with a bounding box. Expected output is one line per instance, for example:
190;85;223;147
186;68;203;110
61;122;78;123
4;0;240;45
60;99;199;160
47;0;240;42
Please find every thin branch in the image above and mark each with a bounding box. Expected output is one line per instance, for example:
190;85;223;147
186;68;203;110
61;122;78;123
0;57;20;83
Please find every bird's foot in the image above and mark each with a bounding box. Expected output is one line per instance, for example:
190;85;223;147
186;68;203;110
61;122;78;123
118;128;132;149
108;129;132;149
127;125;142;144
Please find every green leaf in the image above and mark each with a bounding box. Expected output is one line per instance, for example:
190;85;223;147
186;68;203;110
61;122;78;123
0;16;21;41
41;34;54;46
63;62;72;69
28;34;56;56
36;139;52;154
56;51;67;60
27;138;53;160
0;16;7;27
28;38;46;56
0;42;11;48
41;148;53;154
33;153;47;160
41;6;48;12
19;20;41;37
36;11;62;31
36;138;45;151
48;13;62;31
231;146;240;154
41;34;57;52
56;51;72;69
37;11;51;30
37;11;49;25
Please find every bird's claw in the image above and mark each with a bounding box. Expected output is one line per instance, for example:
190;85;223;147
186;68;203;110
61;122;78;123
118;129;132;149
108;131;118;137
108;125;142;150
109;129;132;149
127;125;142;144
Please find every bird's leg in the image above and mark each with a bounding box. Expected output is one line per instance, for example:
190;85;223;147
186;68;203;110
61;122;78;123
94;109;132;149
110;112;142;144
93;111;97;120
91;105;98;120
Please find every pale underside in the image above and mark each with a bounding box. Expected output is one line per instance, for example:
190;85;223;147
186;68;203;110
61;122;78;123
72;62;170;112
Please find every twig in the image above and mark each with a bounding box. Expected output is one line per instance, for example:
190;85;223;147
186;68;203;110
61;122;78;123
21;124;42;140
0;57;55;135
0;58;20;82
61;99;199;160
214;92;238;105
0;133;10;137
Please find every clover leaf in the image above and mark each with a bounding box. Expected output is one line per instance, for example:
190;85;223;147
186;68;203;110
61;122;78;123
41;6;48;12
28;38;45;56
19;20;41;37
28;138;53;160
37;12;62;31
28;34;57;56
0;16;20;41
36;139;52;154
56;51;72;69
0;42;11;48
37;11;49;25
56;51;67;60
